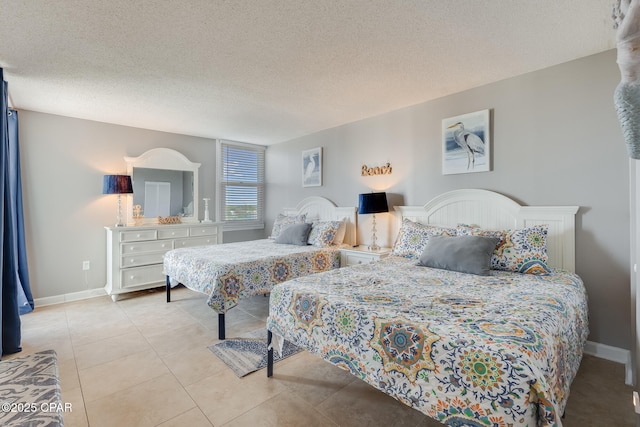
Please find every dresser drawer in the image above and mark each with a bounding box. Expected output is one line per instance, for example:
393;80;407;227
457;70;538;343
158;228;190;239
119;229;158;242
343;253;377;266
121;252;165;268
122;240;173;255
121;264;165;288
175;236;218;248
339;247;391;267
190;226;218;237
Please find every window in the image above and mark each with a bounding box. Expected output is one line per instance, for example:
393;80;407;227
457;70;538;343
216;140;265;231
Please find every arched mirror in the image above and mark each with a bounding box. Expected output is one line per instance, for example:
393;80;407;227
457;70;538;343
124;148;200;225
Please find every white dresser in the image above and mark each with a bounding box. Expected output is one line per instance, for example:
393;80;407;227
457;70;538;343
105;223;223;301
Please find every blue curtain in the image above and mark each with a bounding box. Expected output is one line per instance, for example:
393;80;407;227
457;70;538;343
1;68;33;358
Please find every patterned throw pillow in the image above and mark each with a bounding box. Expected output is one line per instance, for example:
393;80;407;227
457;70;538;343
307;220;342;247
270;214;307;239
456;224;480;235
392;219;458;258
464;225;551;275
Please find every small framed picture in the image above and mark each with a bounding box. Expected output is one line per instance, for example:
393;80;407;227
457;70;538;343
442;109;490;175
302;147;322;187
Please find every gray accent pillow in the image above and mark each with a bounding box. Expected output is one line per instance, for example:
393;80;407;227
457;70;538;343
270;213;306;239
418;235;500;276
274;223;312;246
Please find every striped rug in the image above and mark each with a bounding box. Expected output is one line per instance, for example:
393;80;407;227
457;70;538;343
209;329;301;377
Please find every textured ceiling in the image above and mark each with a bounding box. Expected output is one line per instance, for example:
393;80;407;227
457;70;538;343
0;0;616;145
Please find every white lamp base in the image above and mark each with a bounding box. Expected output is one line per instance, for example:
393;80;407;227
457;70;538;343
114;194;127;227
368;213;380;251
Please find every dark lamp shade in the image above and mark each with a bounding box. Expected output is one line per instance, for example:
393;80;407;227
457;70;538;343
358;192;388;215
102;175;133;195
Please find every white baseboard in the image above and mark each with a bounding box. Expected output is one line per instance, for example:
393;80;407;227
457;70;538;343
34;287;106;307
585;340;633;385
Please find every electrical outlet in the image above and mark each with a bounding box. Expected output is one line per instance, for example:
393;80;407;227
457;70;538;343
82;261;90;271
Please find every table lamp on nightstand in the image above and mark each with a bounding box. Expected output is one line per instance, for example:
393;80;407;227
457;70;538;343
103;174;133;227
358;192;388;251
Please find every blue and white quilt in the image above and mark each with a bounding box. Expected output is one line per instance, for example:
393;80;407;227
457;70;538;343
164;239;341;313
267;256;589;426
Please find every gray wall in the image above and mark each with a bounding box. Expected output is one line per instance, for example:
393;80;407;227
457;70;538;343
265;50;631;350
17;111;262;300
16;49;631;350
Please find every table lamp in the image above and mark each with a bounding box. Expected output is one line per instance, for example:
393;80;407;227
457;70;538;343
358;192;388;251
103;174;133;227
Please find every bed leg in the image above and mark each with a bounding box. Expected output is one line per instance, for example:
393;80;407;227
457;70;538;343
166;276;171;303
267;330;274;378
218;313;225;340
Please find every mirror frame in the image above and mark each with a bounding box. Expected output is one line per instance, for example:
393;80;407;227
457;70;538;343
124;148;201;225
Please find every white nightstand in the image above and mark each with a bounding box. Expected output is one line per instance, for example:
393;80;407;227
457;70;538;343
339;245;392;267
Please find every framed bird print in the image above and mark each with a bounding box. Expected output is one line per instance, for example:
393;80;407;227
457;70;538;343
442;109;490;175
302;147;322;187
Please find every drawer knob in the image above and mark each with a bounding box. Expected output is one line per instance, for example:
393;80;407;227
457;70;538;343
136;234;141;238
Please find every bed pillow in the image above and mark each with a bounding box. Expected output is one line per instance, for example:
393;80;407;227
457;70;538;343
332;219;348;245
418;235;500;276
270;213;307;239
307;220;342;247
392;219;458;258
274;223;312;246
456;224;480;235
463;225;551;275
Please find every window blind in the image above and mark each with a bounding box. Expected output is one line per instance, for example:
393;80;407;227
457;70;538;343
217;140;265;231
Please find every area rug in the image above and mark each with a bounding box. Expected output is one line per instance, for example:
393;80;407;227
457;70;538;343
209;329;302;377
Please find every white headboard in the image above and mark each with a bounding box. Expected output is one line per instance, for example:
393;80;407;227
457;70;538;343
394;189;579;272
283;197;358;247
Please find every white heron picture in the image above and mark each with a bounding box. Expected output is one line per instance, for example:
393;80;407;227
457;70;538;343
302;147;322;187
442;109;490;175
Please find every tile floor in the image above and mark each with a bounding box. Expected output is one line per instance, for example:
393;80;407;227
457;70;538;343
5;285;637;427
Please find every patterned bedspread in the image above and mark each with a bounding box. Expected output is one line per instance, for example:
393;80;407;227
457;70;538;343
267;256;589;427
163;239;341;313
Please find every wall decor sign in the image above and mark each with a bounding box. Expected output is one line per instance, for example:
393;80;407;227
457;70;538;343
361;163;392;176
442;109;490;175
302;147;322;187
